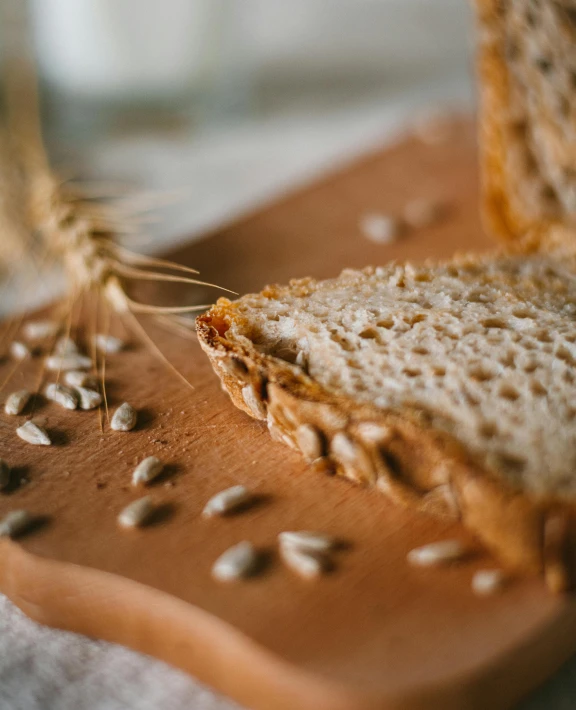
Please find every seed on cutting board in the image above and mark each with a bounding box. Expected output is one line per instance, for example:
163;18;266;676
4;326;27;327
359;213;402;245
471;569;506;596
202;485;253;518
54;336;79;356
46;354;92;371
117;496;154;528
132;456;164;486
0;459;11;490
111;402;137;431
75;386;102;410
16;421;51;446
403;198;444;229
211;541;260;582
407;540;466;567
94;333;124;354
4;390;31;416
23;320;60;340
10;341;30;360
278;531;337;554
45;383;78;410
280;544;327;580
64;370;96;388
0;510;33;538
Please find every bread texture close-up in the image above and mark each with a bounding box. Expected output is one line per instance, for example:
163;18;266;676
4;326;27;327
475;0;576;242
197;252;576;592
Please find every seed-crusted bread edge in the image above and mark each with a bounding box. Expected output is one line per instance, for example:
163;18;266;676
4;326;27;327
197;286;574;593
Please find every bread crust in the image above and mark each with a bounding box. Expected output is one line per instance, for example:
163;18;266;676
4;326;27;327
474;0;567;244
198;303;575;592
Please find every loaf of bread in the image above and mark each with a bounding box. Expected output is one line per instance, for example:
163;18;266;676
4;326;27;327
198;253;576;591
475;0;576;242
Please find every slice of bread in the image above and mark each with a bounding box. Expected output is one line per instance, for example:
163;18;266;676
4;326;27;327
475;0;576;242
197;252;576;591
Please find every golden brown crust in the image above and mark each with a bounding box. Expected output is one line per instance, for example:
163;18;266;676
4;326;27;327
474;0;568;245
197;305;575;592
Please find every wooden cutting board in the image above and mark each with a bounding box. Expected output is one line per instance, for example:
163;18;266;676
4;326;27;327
1;118;575;710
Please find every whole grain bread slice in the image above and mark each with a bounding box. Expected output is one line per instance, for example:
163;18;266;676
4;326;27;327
475;0;576;243
197;252;576;591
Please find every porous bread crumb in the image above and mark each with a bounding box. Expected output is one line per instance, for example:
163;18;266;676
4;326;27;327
219;254;576;499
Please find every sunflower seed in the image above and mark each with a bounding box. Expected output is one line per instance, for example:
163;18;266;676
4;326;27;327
45;383;78;410
407;540;466;567
280;544;327;579
471;569;506;596
241;384;266;419
132;456;164;486
118;496;154;528
202;485;252;518
10;341;30;361
23;320;60;340
403;198;444;229
211;541;260;582
111;402;137;431
330;432;375;485
46;354;92;371
0;459;11;490
0;510;34;538
295;424;323;461
75;386;102;410
94;333;125;354
359;213;402;245
54;336;79;356
5;390;31;416
64;370;96;388
278;531;337;554
16;421;51;446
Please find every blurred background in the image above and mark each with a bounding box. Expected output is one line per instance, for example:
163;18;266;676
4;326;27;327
14;0;474;248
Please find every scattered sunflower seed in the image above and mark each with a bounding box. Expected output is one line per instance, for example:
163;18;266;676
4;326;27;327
64;370;96;388
94;333;125;354
75;386;102;410
118;496;154;528
10;341;30;361
403;198;444;229
111;402;137;431
407;540;466;567
202;485;252;518
0;459;11;490
280;544;327;580
471;569;506;596
54;336;79;356
46;354;92;371
5;389;31;416
23;320;60;340
359;213;402;245
132;456;164;486
0;510;34;538
211;541;260;582
278;530;337;554
45;383;78;410
16;421;51;446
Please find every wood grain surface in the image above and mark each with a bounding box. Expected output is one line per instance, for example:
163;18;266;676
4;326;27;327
1;119;575;710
